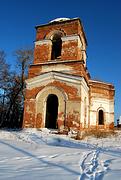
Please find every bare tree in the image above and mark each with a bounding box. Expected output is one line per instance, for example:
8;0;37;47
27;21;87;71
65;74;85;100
4;74;23;128
0;48;33;128
14;48;33;96
0;50;10;88
0;50;10;125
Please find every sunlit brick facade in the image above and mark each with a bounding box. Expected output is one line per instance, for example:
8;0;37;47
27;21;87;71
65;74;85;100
23;18;115;130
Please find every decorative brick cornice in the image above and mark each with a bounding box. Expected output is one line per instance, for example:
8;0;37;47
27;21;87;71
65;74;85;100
30;59;84;66
26;71;89;92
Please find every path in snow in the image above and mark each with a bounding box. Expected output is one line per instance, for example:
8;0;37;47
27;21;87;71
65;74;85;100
0;129;121;180
79;149;111;180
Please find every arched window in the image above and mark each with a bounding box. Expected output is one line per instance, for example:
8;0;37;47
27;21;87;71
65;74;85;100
51;33;62;60
98;110;104;125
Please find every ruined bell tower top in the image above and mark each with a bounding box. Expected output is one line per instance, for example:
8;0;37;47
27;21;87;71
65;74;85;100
33;17;87;66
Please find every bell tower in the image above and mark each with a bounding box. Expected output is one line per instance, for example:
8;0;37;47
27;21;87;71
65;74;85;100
23;17;91;130
28;18;89;80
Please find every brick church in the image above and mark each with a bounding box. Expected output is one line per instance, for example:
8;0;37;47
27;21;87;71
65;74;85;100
23;17;115;130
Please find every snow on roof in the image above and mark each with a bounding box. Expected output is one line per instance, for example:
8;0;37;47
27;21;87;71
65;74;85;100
49;18;70;23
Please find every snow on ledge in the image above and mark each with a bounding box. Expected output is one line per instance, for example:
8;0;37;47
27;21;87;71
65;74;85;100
49;18;70;23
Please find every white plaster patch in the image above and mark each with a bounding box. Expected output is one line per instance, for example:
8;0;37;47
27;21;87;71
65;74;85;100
72;121;79;127
35;39;52;46
41;64;72;73
62;35;78;41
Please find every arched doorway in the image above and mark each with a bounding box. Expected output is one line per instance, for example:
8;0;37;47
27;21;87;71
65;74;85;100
36;86;67;129
45;94;58;129
98;110;104;125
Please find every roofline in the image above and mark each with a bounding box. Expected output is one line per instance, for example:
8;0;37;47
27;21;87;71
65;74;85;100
35;17;80;29
78;18;88;46
35;17;87;45
89;79;115;88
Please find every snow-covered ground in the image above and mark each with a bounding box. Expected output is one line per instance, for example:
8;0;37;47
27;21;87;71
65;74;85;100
0;129;121;180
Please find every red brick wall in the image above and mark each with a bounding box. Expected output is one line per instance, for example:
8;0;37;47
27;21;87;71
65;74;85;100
89;81;115;99
25;80;79;101
36;20;79;41
61;40;78;60
23;80;81;128
23;100;36;128
28;61;90;84
34;43;52;64
28;65;42;78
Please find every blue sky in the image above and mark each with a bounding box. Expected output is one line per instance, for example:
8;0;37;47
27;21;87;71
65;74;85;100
0;0;121;122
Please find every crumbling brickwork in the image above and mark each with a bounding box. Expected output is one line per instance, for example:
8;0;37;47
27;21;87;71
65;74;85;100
23;18;115;130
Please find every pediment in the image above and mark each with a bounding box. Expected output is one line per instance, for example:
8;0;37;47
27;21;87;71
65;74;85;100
26;71;88;90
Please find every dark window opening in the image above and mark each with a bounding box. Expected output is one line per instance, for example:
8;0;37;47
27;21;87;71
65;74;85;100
98;110;104;125
45;94;58;129
51;34;62;60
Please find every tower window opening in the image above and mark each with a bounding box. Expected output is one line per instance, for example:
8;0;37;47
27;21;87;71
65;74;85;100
51;34;62;60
